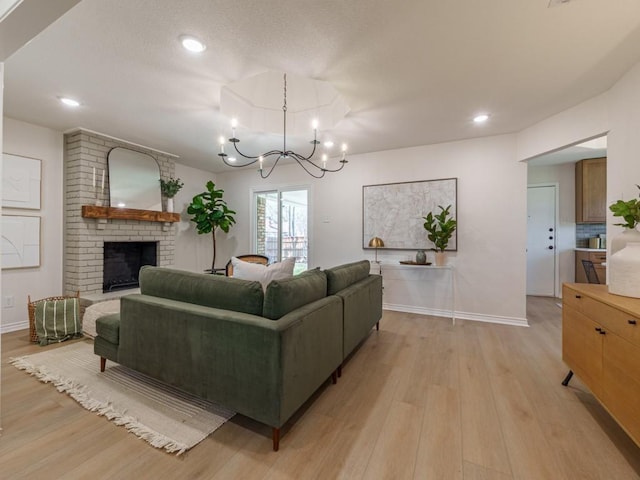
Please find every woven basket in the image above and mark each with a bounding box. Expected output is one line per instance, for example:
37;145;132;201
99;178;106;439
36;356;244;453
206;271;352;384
28;291;80;343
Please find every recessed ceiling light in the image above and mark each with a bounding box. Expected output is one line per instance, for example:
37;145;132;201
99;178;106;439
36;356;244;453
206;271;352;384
473;114;489;124
180;35;206;53
60;97;80;107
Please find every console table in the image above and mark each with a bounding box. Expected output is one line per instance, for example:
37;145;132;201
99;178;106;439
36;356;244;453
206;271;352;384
562;283;640;447
376;262;455;323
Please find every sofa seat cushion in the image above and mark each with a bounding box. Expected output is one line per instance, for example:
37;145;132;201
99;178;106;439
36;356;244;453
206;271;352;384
325;260;371;295
95;313;121;345
263;269;327;320
139;266;264;316
231;256;295;290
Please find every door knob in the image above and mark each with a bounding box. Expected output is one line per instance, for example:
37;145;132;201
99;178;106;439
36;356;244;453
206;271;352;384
548;246;554;250
629;319;638;325
549;236;554;240
549;228;554;232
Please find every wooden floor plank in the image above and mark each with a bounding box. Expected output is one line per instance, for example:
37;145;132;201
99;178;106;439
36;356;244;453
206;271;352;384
1;297;639;479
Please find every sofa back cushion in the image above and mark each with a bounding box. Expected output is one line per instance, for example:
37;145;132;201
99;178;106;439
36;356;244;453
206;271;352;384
263;269;327;320
139;266;264;315
325;260;371;295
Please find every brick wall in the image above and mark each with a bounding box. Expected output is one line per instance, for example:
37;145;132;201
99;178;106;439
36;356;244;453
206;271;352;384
64;130;176;296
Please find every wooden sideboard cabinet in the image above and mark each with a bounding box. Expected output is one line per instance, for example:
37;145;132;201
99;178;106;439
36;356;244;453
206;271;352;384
562;283;640;447
575;157;606;223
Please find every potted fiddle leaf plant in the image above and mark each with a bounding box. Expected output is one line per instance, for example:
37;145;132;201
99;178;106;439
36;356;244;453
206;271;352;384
423;204;457;266
159;177;184;213
187;181;236;271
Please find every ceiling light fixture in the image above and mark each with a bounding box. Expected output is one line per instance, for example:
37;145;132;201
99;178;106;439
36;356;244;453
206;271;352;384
473;113;489;124
180;35;206;53
218;73;348;179
60;97;80;107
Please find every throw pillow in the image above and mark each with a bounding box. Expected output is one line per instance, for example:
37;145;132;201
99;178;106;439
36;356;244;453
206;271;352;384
34;297;82;346
231;256;295;290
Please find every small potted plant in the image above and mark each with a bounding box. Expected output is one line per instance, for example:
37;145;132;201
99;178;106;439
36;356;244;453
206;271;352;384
423;204;457;266
160;177;184;212
609;184;640;254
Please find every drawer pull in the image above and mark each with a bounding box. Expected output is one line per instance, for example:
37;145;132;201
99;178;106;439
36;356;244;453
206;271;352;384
595;327;602;332
575;295;582;299
629;319;638;325
599;330;606;335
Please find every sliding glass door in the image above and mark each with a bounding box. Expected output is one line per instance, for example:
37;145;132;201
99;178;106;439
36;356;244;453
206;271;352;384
254;188;309;273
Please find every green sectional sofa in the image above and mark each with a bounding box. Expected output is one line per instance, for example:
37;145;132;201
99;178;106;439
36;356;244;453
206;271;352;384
94;260;382;451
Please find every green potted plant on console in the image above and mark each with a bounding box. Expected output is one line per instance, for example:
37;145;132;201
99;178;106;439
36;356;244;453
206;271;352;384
423;204;457;266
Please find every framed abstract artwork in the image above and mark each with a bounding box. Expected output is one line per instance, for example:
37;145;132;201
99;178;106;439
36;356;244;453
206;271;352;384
2;153;42;210
363;178;457;251
1;215;41;269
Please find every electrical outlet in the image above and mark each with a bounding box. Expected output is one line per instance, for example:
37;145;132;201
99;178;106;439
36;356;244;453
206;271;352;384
3;295;15;308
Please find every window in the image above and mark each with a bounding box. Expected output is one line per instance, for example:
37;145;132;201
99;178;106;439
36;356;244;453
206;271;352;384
253;188;309;274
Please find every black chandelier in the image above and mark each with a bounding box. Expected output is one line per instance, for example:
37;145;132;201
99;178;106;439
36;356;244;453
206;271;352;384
218;73;348;179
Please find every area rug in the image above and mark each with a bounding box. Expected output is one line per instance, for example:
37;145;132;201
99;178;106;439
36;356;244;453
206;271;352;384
10;341;235;455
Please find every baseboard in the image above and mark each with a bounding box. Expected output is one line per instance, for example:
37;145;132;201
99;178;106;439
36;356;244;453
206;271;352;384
383;303;529;327
1;320;29;334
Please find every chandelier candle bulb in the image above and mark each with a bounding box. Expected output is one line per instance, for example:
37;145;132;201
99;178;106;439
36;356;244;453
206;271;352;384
259;156;264;170
312;119;319;130
219;136;225;154
322;154;327;170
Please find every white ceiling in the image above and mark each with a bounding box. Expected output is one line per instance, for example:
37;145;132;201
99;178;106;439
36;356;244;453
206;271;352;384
3;0;640;173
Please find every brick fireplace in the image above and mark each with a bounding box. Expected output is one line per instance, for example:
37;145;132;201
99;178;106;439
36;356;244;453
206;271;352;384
64;129;177;298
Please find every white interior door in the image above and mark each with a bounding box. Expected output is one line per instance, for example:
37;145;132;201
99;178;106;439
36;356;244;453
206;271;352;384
527;185;557;296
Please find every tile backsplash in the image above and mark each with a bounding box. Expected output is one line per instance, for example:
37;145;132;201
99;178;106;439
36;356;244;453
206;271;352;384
576;223;606;248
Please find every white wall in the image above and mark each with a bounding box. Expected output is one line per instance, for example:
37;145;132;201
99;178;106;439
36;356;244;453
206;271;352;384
173;162;219;273
518;59;640;265
1;117;64;332
527;163;576;292
216;134;528;324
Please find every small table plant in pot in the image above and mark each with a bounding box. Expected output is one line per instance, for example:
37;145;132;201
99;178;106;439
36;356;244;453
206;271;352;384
160;177;184;213
423;204;457;266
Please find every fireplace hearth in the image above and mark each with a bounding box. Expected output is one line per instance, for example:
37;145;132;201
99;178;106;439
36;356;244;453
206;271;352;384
103;242;157;292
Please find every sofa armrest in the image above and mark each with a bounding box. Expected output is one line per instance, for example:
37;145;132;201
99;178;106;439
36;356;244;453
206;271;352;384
117;293;342;428
334;274;383;359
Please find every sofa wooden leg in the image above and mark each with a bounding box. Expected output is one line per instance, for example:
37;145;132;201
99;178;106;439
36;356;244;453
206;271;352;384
337;364;342;378
376;321;380;331
100;357;106;372
272;427;280;451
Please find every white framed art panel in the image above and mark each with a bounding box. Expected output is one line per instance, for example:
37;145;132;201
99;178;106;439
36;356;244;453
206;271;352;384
363;177;457;251
1;215;41;269
2;153;42;209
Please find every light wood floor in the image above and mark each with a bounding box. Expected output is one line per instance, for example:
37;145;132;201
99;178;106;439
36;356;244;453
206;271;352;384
1;297;639;479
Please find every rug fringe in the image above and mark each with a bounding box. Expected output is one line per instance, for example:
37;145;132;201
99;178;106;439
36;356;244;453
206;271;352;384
10;356;189;455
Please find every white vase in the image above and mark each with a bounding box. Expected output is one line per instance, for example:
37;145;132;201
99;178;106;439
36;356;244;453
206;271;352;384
609;242;640;298
166;198;174;213
610;226;640;255
435;251;447;266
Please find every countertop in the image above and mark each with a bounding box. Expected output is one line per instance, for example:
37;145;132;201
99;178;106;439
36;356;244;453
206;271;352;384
575;248;606;252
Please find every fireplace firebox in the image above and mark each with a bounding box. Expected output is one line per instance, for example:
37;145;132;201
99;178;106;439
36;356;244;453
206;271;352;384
103;242;157;292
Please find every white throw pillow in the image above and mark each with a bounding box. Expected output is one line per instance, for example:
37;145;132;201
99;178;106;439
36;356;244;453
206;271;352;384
231;257;296;290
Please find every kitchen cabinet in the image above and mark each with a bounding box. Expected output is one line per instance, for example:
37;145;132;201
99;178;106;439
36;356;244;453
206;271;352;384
575;250;606;284
562;283;640;447
575;157;606;223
